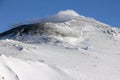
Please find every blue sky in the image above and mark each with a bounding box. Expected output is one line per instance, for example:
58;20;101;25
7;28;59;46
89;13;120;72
0;0;120;32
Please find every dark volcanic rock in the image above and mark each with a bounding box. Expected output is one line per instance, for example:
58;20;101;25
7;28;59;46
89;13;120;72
0;23;49;39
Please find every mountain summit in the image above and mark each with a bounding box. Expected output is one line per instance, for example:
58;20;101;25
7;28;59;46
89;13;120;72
0;10;120;80
0;10;120;44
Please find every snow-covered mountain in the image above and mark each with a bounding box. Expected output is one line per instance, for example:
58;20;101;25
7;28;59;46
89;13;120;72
0;10;120;80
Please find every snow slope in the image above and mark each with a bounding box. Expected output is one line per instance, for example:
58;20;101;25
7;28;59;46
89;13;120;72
0;10;120;80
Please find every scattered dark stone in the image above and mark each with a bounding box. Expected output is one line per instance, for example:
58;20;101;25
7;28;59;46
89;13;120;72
2;77;5;79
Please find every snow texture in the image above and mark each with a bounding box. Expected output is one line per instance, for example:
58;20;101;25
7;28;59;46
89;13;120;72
0;10;120;80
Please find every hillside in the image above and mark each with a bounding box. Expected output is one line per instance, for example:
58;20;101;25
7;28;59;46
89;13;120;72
0;10;120;80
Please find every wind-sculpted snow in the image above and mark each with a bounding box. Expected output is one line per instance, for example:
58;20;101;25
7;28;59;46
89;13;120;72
0;55;74;80
0;10;120;80
0;38;120;80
